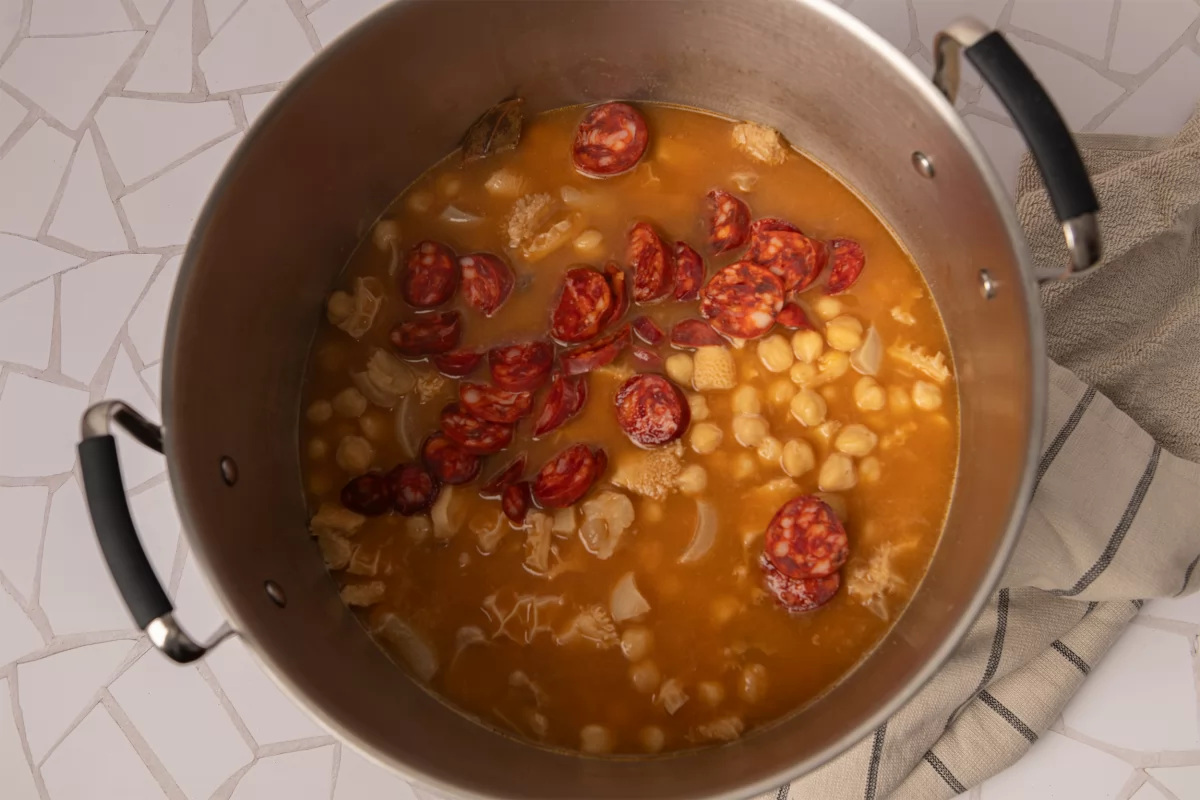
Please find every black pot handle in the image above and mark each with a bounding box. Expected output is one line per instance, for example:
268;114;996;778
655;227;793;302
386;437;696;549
79;400;232;664
933;19;1101;279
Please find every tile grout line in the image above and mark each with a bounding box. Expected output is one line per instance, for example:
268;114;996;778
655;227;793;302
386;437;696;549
112;127;239;200
194;659;262;754
285;0;324;53
99;690;191;800
6;670;54;800
87;119;141;251
1104;0;1122;66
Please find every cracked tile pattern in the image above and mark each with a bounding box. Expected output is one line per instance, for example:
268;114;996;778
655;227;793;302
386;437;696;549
0;1;1196;798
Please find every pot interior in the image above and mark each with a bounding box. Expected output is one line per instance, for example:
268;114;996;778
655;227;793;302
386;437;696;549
164;1;1039;797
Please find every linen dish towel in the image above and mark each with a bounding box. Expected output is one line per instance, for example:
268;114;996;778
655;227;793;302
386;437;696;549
753;106;1200;800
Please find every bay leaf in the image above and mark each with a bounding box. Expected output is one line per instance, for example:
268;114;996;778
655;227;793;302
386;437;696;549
462;97;525;162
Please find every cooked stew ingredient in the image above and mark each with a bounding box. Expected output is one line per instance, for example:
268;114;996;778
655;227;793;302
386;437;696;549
299;103;958;755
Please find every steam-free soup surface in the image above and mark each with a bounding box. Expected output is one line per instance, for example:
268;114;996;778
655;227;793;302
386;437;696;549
300;104;957;755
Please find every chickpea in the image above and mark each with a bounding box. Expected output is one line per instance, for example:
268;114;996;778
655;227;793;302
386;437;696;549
621;626;654;661
825;315;864;352
768;379;797;406
732;414;770;447
912;380;944;411
817;350;851;382
835;424;879;456
306;400;333;424
860;456;882;484
677;464;708;495
630;660;662;693
406;189;434;213
325;291;354;326
756;436;783;464
854;376;886;411
819;452;857;492
731;385;761;415
687;392;710;421
813;295;843;320
690;422;723;454
580;725;614;755
336;435;374;474
757;334;794;373
781;440;816;477
641;499;665;523
359;412;388;442
371;219;400;251
790;389;827;427
791;330;824;364
640;726;666;754
307;438;328;459
666;353;694;387
711;595;741;625
739;663;769;704
790;361;818;386
697;681;726;707
332;387;367;418
732;452;758;481
437;173;461;197
573;228;604;253
405;515;431;543
889;385;913;413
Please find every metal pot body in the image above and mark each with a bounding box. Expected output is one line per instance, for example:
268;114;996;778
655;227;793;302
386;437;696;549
158;1;1041;797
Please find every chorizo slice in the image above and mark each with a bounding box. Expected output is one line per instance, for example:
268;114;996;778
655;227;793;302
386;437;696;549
825;238;866;295
632;346;664;369
480;453;527;497
699;262;784;340
631;315;665;345
673;241;705;301
569;375;589;416
776;303;813;331
441;403;514;455
764;495;849;579
602;262;630;326
614;374;690;447
432;349;483;378
560;324;631;376
459;382;533;423
459;252;514;317
390;311;462;358
421;432;482;485
628;222;675;304
746;229;827;294
760;554;840;613
705;189;751;254
533;372;587;437
340;472;392;516
572;102;649;178
532;444;602;508
551;267;614;343
669;318;725;349
388;463;440;516
401;240;458;308
502;481;532;525
748;217;803;240
489;341;553;392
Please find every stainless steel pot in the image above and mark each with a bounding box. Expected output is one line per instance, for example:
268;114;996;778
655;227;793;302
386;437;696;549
77;2;1100;797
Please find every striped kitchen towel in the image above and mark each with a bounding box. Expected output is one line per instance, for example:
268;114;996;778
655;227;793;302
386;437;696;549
756;107;1200;799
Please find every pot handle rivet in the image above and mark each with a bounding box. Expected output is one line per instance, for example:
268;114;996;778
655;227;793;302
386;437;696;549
911;151;935;179
264;580;287;608
220;456;239;486
979;269;997;300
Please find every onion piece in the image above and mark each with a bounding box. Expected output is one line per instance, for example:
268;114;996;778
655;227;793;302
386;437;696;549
850;326;882;376
679;501;718;564
611;572;651;623
432;486;464;541
375;614;439;681
452;625;487;665
393;394;417;459
439;204;482;224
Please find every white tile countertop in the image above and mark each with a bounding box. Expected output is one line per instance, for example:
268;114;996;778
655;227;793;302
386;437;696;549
0;1;1198;799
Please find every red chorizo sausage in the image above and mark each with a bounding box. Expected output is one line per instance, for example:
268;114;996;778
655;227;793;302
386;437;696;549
614;374;690;447
480;453;527;498
388;463;440;516
532;372;587;437
340;472;392;516
776;303;813;331
669;318;725;349
551;267;614;343
825;238;866;295
560;324;631;376
488;341;553;392
673;241;705;301
401;241;458;308
632;346;664;369
421;432;482;485
748;217;803;239
628;222;675;304
390;311;462;358
764;495;849;579
459;252;514;317
602;262;630;326
502;481;532;525
705;189;751;254
459;383;534;424
432;349;483;378
572;102;649;178
440;404;514;455
531;444;602;508
760;554;840;613
699;262;784;339
746;229;828;294
631;315;665;345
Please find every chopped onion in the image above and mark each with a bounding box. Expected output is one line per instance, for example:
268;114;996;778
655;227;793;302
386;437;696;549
376;614;439;681
432;486;464;541
393;394;417;459
731;171;759;192
439;204;482;224
610;572;651;622
850;326;883;376
452;625;487;663
679;501;718;564
658;678;689;715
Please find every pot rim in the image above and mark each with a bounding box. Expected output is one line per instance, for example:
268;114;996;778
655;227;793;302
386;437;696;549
162;0;1045;795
